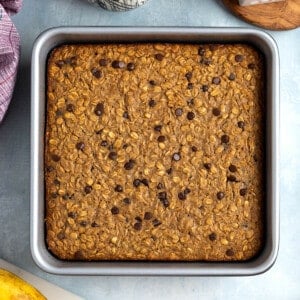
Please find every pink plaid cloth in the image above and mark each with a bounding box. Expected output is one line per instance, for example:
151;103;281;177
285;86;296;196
0;0;22;123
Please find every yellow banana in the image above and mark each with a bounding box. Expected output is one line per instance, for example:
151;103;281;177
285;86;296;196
0;268;46;300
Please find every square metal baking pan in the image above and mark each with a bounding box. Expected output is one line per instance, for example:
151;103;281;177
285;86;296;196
31;27;279;275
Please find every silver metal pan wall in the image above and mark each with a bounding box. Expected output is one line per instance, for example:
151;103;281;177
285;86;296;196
31;27;279;275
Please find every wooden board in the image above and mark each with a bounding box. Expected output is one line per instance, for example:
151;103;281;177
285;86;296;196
222;0;300;30
0;259;83;300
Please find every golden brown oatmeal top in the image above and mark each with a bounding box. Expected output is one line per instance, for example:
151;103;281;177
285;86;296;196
45;43;264;261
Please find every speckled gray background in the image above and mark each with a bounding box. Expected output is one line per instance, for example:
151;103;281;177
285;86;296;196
0;0;299;299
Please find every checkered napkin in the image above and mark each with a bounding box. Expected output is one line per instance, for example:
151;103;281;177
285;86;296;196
87;0;148;11
0;0;22;123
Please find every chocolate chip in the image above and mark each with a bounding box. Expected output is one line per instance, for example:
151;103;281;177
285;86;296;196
114;185;123;192
70;57;77;66
111;206;119;215
151;235;157;241
108;152;117;160
217;192;225;200
154;125;162;132
200;58;212;65
209;45;217;51
53;179;60;185
100;140;108;147
175;108;183;116
202;85;209;92
84;185;92;194
74;250;84;260
95;129;103;135
91;68;102;78
187;83;193;90
80;220;88;227
172;152;181;161
235;54;244;62
191;146;198;152
208;232;217;241
56;60;65;68
56;109;63;117
238;121;245;129
123;111;129;119
149;80;156;86
57;231;65;240
63;193;74;200
51;154;61;162
226;249;235;256
66;103;75;112
133;179;141;187
68;211;77;218
99;58;108;66
248;63;255;69
212;77;221;85
123;197;131;204
91;221;99;227
133;222;142;230
166;168;172;175
184;188;191;195
152;219;162;227
158;192;169;207
141;178;149;187
123;143;129;149
127;62;135;71
204;163;211;170
149;99;156;107
51;192;58;199
212;108;220;116
112;60;126;69
76;142;85;151
135;216;142;222
187;111;195;120
94;103;104;116
158;191;167;200
155;53;164;61
161;198;170;207
229;164;237;172
227;175;237;182
198;47;205;56
242;222;249;229
228;73;236;81
157;135;166;143
65;56;77;66
124;159;135;170
157;183;164;189
63;57;71;64
187;98;194;106
157;192;170;207
221;134;229;144
178;192;186;200
240;188;247;196
46;166;54;172
185;71;192;81
144;212;152;220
